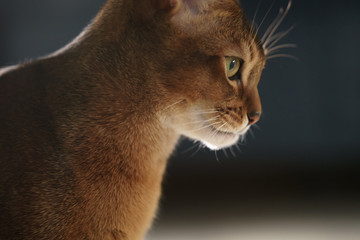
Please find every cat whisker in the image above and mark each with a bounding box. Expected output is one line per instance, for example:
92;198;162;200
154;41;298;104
190;142;204;158
228;146;237;158
249;1;274;48
251;123;261;131
249;0;262;43
170;110;219;118
214;150;222;164
263;0;292;49
189;121;222;133
206;122;225;141
261;4;284;44
181;141;199;154
234;142;243;153
239;131;248;144
264;25;295;51
177;115;220;127
215;122;228;131
266;53;298;60
222;148;229;159
262;8;285;48
266;43;296;55
161;99;185;112
248;128;256;140
198;110;221;114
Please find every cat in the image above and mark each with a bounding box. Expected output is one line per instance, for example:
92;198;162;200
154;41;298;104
0;0;268;239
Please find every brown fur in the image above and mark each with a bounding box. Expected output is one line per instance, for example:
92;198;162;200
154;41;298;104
0;0;265;239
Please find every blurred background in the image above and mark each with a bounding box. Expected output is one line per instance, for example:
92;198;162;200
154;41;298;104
1;0;359;239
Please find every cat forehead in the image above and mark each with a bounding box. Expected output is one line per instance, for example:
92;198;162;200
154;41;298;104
181;0;240;12
177;0;244;21
173;0;265;60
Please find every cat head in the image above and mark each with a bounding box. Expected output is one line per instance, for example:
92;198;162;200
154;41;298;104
123;0;266;150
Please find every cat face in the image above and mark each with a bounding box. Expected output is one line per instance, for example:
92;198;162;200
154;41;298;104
154;0;266;150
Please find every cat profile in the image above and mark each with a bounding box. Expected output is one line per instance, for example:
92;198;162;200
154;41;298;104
0;0;268;239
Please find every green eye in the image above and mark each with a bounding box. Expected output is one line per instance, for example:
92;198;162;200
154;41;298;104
225;57;242;79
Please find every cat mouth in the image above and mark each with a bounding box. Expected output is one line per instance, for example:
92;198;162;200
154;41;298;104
208;123;250;137
209;125;238;137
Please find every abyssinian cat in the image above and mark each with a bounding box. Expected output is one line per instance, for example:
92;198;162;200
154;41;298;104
0;0;291;239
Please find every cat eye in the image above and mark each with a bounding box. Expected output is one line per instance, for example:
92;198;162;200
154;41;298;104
225;57;243;80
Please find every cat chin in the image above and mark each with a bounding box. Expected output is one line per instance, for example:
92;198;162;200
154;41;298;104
200;134;240;150
180;124;246;150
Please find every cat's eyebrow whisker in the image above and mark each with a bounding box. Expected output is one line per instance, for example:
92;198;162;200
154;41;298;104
266;43;296;55
266;53;298;60
252;0;262;27
249;1;274;48
249;0;262;40
262;8;284;46
264;25;295;51
263;0;292;48
261;6;284;44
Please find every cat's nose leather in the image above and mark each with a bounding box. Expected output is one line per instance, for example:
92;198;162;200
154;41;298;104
247;111;260;125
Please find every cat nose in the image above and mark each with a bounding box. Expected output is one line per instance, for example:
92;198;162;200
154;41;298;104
247;111;261;125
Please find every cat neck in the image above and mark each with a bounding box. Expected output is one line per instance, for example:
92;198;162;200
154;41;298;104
40;0;180;175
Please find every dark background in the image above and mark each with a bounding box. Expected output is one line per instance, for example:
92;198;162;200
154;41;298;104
1;0;360;238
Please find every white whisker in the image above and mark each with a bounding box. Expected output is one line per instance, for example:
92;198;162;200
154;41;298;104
252;123;261;131
170;110;220;118
250;0;262;37
190;143;204;158
215;122;227;132
222;148;229;158
266;53;298;60
263;0;292;49
249;0;274;47
248;128;256;140
261;6;284;43
239;131;248;144
189;121;222;133
229;147;237;157
265;25;295;51
234;143;242;153
199;110;221;114
214;150;221;164
161;99;185;112
207;122;225;140
178;115;220;127
266;43;296;55
182;141;199;154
